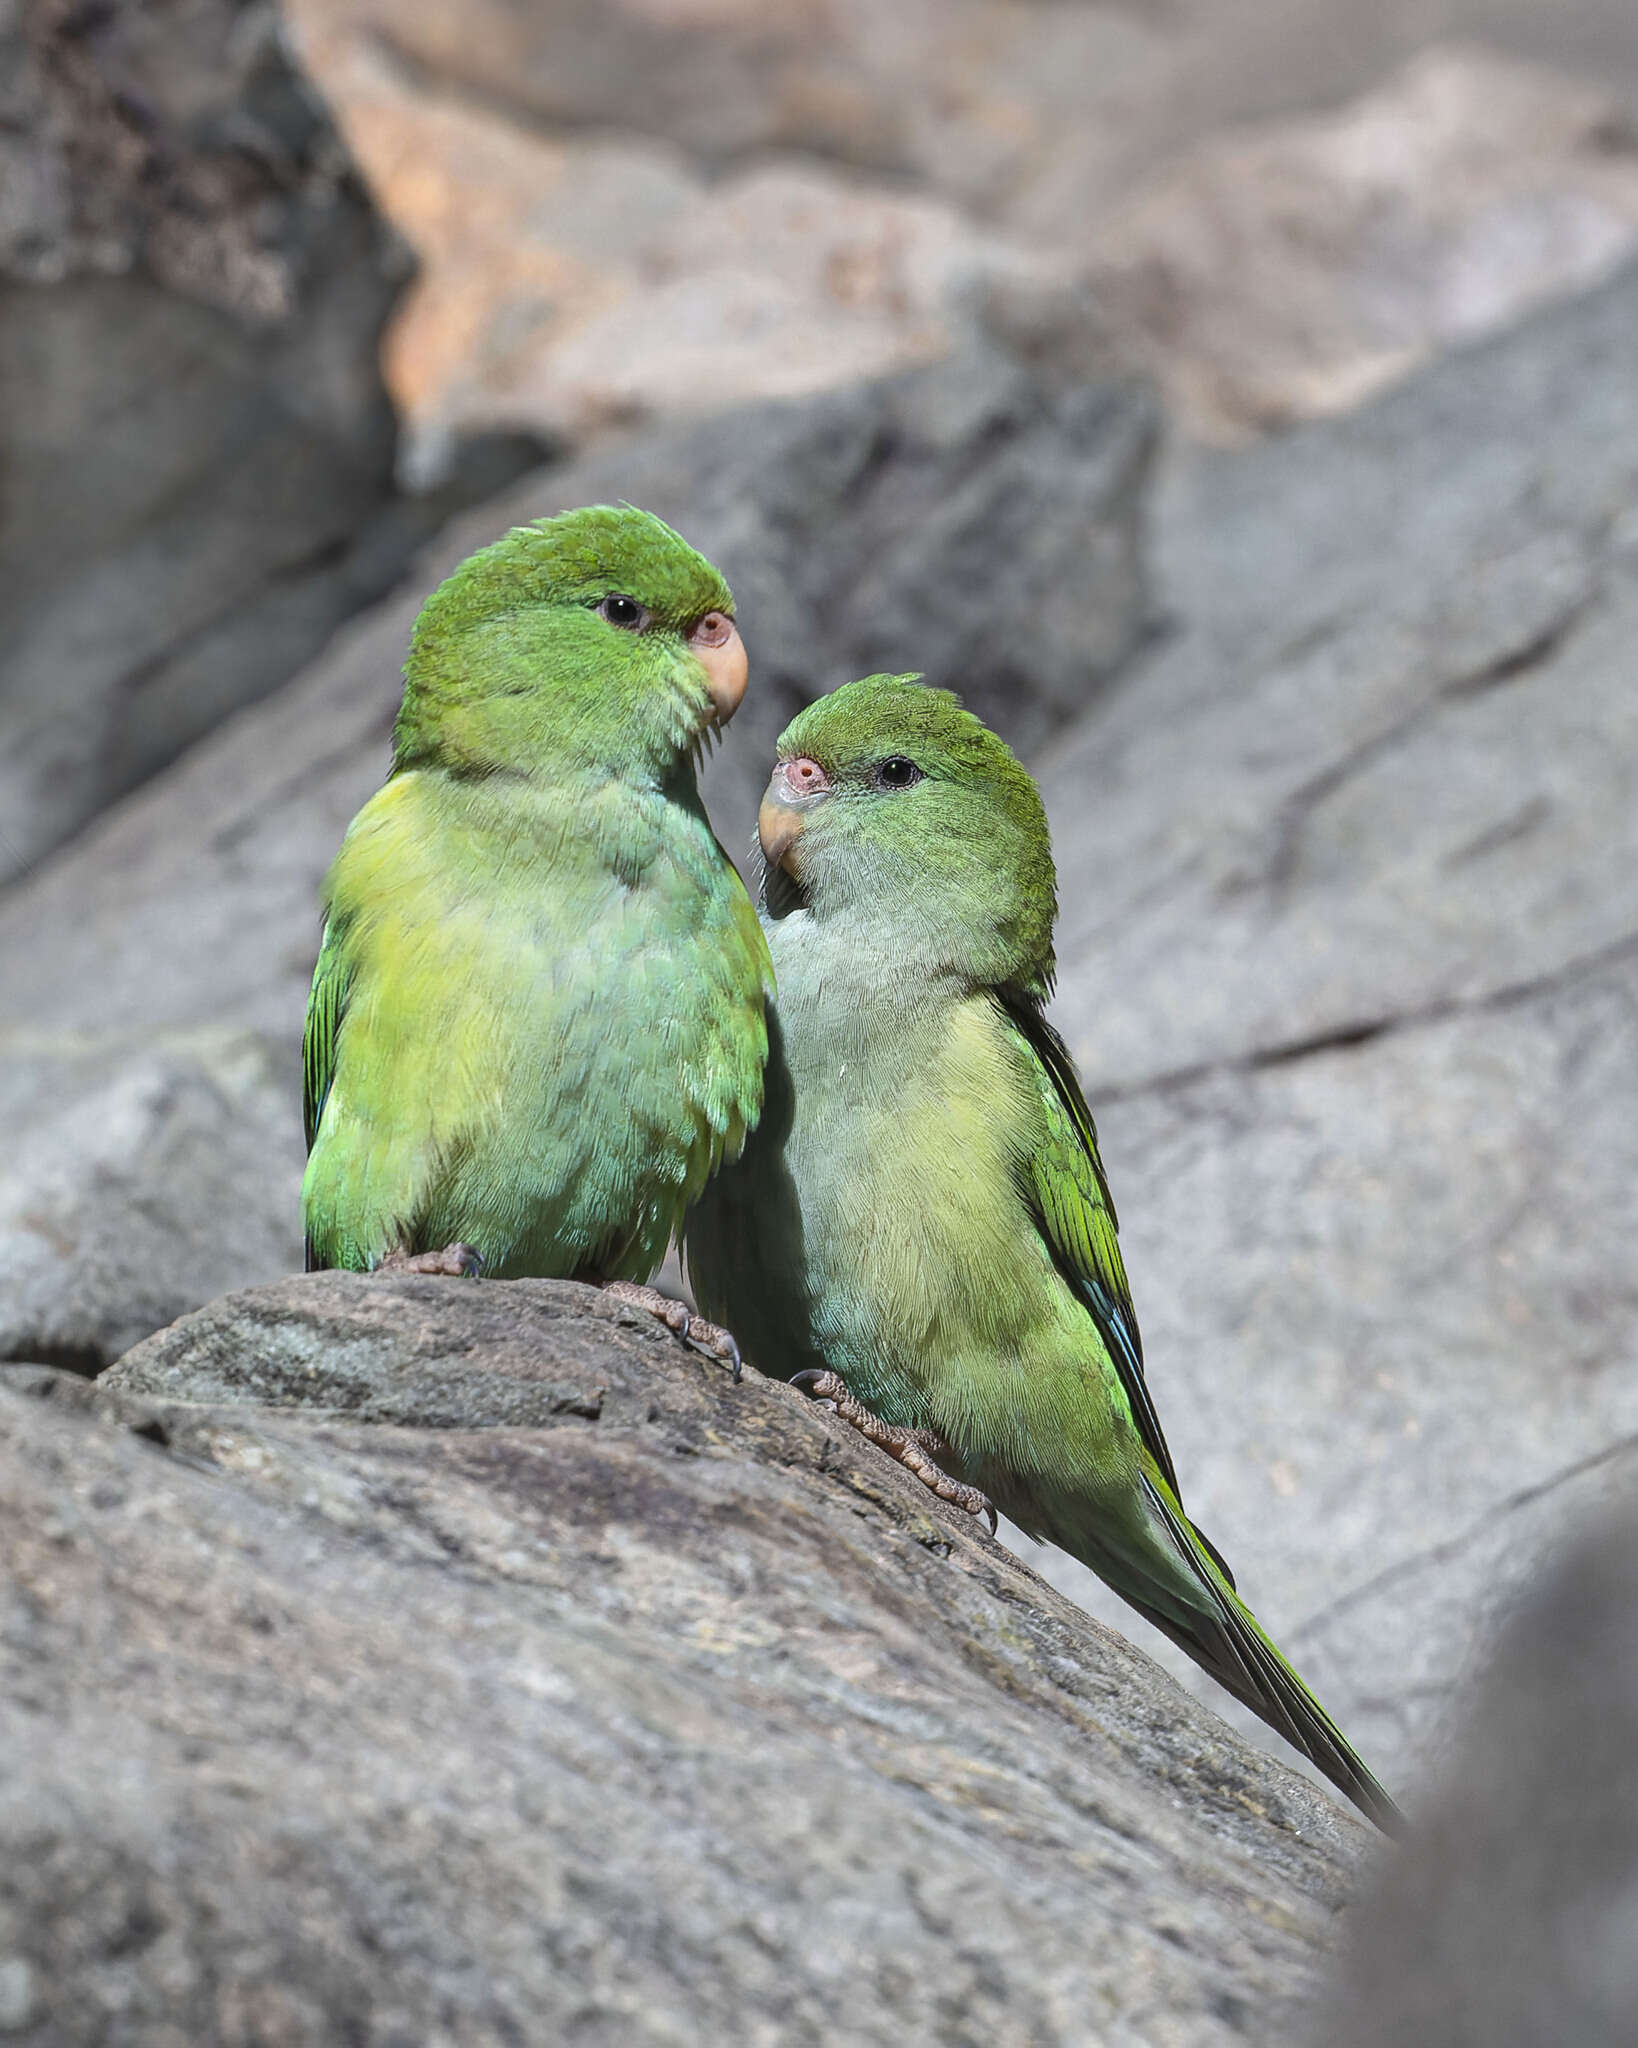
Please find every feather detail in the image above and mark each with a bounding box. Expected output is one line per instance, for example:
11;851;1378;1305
999;994;1184;1503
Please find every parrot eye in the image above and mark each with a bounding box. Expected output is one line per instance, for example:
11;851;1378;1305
597;594;650;631
874;756;924;790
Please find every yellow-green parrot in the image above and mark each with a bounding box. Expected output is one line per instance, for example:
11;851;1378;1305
302;504;771;1363
684;673;1399;1829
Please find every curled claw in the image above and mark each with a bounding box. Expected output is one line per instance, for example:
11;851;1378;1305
789;1367;996;1533
706;1326;743;1385
379;1242;484;1277
603;1280;743;1382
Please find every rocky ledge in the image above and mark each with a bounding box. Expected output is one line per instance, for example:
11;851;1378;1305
0;1273;1374;2045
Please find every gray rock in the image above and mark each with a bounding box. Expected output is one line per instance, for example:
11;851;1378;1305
0;0;539;882
1024;948;1638;1797
1078;46;1638;442
1044;261;1638;1093
0;1363;100;1413
677;349;1157;851
0;1271;1366;2045
1312;1494;1638;2046
1018;263;1638;1794
0;347;1154;1371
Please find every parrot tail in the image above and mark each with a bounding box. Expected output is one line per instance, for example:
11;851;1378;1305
1139;1478;1403;1835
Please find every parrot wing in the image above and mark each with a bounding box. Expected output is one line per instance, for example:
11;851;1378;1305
302;917;351;1154
302;913;352;1213
1000;995;1184;1507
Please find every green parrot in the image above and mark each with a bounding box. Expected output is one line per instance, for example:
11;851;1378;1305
684;673;1400;1830
301;504;771;1361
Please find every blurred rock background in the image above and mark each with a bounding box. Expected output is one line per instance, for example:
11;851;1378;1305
1314;1490;1638;2046
4;0;1638;2037
284;0;1638;464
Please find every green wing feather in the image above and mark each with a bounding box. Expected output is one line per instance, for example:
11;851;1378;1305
302;917;351;1156
301;918;353;1270
1141;1468;1404;1832
1000;995;1400;1830
1000;996;1184;1507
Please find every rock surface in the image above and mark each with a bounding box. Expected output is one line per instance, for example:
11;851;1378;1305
277;17;1016;480
1020;262;1638;1792
0;1275;1369;2044
289;0;1638;226
0;0;545;884
0;346;1153;1376
1046;264;1638;1090
0;0;409;880
1313;1494;1638;2045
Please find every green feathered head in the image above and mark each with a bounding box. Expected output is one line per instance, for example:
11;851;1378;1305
761;674;1058;1000
393;504;745;782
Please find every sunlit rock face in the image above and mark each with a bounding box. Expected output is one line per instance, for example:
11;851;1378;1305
287;0;1638;463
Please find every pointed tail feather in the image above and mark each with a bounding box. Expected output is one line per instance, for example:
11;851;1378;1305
1140;1478;1403;1834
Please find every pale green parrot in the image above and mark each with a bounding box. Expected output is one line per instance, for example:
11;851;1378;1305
684;673;1400;1830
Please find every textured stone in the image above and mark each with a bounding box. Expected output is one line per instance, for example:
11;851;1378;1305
0;1275;1368;2044
1016;264;1638;1794
0;0;410;880
285;2;1638;466
1086;45;1638;439
1313;1496;1638;2045
276;21;1004;482
1023;949;1638;1798
1044;263;1638;1093
0;348;1153;1373
0;0;545;884
287;0;1638;229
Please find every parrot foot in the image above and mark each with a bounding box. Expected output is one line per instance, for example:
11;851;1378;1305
378;1243;484;1278
789;1370;997;1535
602;1280;743;1384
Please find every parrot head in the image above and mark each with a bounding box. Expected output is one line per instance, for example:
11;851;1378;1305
392;504;746;780
759;673;1057;998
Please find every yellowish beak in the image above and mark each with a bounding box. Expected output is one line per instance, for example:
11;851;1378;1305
758;756;832;871
758;791;803;872
690;612;748;725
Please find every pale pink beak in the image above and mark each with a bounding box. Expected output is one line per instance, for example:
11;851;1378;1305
690;611;748;724
758;755;831;871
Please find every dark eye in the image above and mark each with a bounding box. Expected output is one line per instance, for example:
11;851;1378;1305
597;594;649;631
874;756;923;790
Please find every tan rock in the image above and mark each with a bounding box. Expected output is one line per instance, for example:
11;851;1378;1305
287;0;1638;462
284;0;1638;232
287;21;993;477
507;162;983;439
